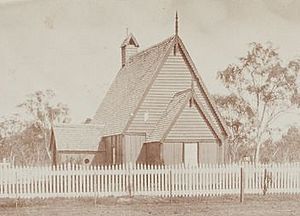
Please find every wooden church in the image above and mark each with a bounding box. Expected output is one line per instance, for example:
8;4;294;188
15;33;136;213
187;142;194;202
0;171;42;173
50;14;229;166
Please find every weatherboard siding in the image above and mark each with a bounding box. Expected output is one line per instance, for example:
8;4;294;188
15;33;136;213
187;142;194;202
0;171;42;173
163;102;219;164
125;45;138;61
194;86;221;135
166;103;215;140
178;39;224;136
127;51;194;134
126;49;221;137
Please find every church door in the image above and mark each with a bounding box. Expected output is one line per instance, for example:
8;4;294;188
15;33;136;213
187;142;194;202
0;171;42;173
184;143;198;166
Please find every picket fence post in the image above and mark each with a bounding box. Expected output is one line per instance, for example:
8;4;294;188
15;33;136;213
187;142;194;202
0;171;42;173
240;166;245;203
0;162;299;199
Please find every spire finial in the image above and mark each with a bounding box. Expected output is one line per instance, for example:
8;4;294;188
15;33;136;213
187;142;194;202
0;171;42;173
175;11;178;36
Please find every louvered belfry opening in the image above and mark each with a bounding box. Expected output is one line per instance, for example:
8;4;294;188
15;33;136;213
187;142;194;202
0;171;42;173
121;33;139;67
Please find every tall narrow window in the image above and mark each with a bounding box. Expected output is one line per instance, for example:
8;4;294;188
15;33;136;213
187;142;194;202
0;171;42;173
144;112;149;122
112;147;116;164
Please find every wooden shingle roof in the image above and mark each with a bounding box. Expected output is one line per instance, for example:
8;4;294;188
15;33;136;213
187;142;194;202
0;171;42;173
52;124;104;151
93;34;229;138
93;36;176;136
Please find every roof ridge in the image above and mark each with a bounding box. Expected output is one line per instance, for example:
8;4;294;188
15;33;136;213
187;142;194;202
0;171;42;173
165;89;191;114
147;89;191;143
126;35;175;63
176;36;229;136
191;95;222;141
174;88;192;97
93;34;176;135
121;33;139;48
54;123;104;128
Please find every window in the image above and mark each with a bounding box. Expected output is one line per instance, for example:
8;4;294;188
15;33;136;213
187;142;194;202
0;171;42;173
144;112;149;122
112;147;116;164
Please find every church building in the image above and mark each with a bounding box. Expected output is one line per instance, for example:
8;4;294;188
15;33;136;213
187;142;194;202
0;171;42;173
50;14;229;166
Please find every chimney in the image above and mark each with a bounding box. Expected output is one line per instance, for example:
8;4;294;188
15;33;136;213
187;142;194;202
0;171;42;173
121;33;139;67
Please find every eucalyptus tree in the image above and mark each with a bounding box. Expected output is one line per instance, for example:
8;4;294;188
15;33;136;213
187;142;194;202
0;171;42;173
216;42;300;163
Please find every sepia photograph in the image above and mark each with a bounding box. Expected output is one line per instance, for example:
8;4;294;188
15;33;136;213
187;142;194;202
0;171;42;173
0;0;300;215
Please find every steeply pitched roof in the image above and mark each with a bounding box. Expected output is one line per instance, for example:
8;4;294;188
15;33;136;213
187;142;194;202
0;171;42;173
93;36;176;136
176;37;229;137
93;34;229;138
52;124;104;151
147;89;192;143
147;89;221;143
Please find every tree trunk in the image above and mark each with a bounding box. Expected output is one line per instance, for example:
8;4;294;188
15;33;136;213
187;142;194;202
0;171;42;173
40;125;51;162
254;142;262;164
44;129;51;160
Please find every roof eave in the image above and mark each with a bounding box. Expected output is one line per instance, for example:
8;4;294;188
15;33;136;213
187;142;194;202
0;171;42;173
176;36;230;137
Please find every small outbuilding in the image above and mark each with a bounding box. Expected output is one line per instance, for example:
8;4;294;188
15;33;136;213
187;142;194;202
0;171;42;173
49;124;104;165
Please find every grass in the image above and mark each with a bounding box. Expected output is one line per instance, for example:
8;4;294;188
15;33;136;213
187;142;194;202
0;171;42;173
0;194;299;216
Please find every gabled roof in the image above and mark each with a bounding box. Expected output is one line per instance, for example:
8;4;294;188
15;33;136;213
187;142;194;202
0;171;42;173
93;34;229;138
147;89;192;143
176;37;229;137
121;33;140;48
147;89;221;143
52;124;104;151
93;36;176;136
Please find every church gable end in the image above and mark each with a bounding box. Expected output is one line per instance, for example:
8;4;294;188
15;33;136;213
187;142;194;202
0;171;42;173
165;102;216;141
93;36;175;136
126;40;226;139
126;46;193;134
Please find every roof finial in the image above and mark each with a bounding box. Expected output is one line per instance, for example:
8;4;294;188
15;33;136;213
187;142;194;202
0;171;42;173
175;11;178;36
126;28;129;37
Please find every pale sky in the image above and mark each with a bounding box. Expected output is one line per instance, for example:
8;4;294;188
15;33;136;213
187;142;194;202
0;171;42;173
0;0;300;129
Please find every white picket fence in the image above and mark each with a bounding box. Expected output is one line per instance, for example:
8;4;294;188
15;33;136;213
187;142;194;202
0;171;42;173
0;162;299;199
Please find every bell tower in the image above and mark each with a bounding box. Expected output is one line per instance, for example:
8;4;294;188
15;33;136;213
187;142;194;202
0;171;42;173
120;33;139;67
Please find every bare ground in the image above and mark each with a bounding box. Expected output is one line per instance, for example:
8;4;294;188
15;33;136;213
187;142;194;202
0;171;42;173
0;194;299;216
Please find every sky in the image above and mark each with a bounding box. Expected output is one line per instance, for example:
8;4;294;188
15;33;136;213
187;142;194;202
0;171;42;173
0;0;300;130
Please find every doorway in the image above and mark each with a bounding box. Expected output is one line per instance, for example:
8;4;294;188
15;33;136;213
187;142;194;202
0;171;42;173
183;143;198;166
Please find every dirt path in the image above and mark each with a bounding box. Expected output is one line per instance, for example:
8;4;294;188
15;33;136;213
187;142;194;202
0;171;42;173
1;195;299;216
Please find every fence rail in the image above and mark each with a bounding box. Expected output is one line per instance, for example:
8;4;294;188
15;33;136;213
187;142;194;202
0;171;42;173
0;163;299;199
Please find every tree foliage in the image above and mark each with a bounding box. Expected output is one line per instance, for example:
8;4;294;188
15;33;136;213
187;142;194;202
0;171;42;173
0;89;71;165
261;126;300;163
216;42;300;163
214;94;255;162
17;89;71;126
0;114;27;163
